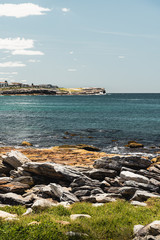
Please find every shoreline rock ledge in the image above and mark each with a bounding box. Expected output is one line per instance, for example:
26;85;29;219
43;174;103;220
0;150;160;208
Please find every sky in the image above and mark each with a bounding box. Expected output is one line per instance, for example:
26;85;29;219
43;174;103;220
0;0;160;93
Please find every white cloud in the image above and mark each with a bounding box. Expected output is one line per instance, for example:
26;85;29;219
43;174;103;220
12;50;44;56
28;59;40;63
0;62;26;68
0;77;9;80
68;68;77;72
62;8;70;13
69;51;74;55
118;56;125;59
0;3;51;18
0;72;18;74
0;38;34;50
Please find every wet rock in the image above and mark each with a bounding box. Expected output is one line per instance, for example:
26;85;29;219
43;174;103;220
2;151;30;169
22;162;85;183
120;171;149;184
126;141;144;148
21;141;32;146
131;190;160;202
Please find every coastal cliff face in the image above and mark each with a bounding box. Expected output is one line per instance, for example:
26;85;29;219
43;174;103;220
0;87;106;96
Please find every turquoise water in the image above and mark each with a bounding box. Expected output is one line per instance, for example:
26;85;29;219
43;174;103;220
0;94;160;153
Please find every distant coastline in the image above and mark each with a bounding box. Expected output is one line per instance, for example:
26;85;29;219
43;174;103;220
0;84;106;96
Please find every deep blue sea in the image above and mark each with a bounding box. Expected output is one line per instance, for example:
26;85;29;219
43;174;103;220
0;94;160;155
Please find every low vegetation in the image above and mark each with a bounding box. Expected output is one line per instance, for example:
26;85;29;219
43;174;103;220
1;199;160;240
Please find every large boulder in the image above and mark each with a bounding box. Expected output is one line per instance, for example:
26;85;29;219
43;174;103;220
86;169;117;181
0;182;30;194
94;156;151;171
131;190;160;202
120;171;149;184
22;162;85;183
2;151;30;169
0;210;18;220
0;192;29;205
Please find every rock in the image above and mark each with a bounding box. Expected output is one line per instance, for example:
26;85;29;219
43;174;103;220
91;188;104;195
0;210;18;220
92;203;104;207
2;151;30;169
70;214;91;221
21;141;32;146
150;178;160;187
0;182;30;194
149;166;160;175
120;171;149;184
22;208;33;216
134;221;160;237
139;169;160;182
118;187;137;199
96;194;116;203
66;231;88;237
70;177;101;188
124;180;158;192
22;162;85;183
28;221;41;226
87;168;117;180
32;199;55;209
133;225;144;235
59;144;100;152
13;176;34;186
126;141;144;148
0;160;13;174
74;190;91;198
94;156;151;171
131;201;147;207
80;195;97;203
0;192;29;205
131;190;160;202
0;177;12;184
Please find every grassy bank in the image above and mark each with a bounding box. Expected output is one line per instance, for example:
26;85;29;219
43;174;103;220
0;199;160;240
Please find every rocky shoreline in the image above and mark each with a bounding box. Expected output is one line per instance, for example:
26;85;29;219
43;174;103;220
0;87;106;96
1;146;160;239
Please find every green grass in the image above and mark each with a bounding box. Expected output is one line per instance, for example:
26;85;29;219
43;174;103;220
0;199;160;240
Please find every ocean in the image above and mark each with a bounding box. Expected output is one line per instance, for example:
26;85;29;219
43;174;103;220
0;93;160;155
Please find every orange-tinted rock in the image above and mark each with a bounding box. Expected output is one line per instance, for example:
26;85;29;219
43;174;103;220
125;141;144;148
21;141;32;146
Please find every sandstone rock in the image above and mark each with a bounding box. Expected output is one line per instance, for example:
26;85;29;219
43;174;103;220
131;201;147;207
21;141;32;146
70;214;91;221
0;192;29;205
22;162;85;183
131;190;160;202
120;171;149;184
2;151;30;169
126;141;144;148
0;210;18;220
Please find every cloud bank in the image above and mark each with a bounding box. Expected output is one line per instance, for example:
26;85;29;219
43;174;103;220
0;3;51;18
0;62;26;68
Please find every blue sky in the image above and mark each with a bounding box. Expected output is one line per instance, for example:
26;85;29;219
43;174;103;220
0;0;160;93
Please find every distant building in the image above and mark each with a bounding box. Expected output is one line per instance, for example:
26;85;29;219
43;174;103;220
0;81;8;87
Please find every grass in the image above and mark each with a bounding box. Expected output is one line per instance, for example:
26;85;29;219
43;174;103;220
0;199;160;240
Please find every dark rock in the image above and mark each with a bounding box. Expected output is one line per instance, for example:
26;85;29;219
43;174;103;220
86;168;117;180
13;176;34;186
0;160;13;174
131;190;160;202
70;177;101;188
74;190;91;198
0;182;30;194
0;193;29;205
94;156;151;171
124;180;159;192
125;141;144;148
22;162;85;183
118;187;137;199
91;188;104;195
